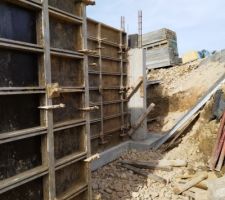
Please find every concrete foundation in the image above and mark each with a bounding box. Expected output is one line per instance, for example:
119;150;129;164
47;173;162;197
91;133;161;171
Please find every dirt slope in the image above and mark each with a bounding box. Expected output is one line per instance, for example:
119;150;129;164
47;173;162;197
147;51;225;133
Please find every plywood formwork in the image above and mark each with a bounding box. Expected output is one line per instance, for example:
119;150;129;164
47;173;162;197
0;0;91;200
87;18;129;153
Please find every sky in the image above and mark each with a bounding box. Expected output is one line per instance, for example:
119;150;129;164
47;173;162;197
87;0;225;55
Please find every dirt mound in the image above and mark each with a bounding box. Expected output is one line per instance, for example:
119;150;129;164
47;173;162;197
147;52;225;132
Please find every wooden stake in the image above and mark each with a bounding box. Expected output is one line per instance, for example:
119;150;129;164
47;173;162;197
173;172;208;195
120;160;172;171
119;163;167;184
128;103;155;136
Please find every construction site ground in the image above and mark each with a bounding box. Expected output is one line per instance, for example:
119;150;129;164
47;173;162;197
92;52;225;200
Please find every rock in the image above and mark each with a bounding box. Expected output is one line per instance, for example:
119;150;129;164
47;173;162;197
151;192;159;198
117;192;124;198
121;173;127;179
208;176;225;200
105;188;113;194
132;192;139;198
92;193;102;200
113;182;123;192
92;182;99;190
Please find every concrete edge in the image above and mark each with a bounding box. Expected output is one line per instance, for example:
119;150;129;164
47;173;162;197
91;134;161;171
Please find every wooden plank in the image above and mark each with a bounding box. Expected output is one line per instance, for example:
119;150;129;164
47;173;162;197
173;172;208;195
119;163;167;184
126;77;143;100
120;160;171;171
128;103;155;136
0;166;48;193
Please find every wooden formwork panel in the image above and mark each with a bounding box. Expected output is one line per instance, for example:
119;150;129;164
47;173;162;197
87;19;98;38
87;39;98;52
91;130;122;154
123;61;128;73
87;19;129;153
70;190;88;200
0;94;41;133
103;117;121;133
101;44;120;59
90;122;101;139
54;125;86;160
49;17;82;51
51;56;84;87
102;90;120;101
88;57;99;71
90;107;101;120
0;2;37;43
89;90;101;104
102;59;120;73
55;161;86;197
49;0;82;17
102;75;120;87
89;74;99;87
123;75;127;86
53;93;84;124
0;136;42;180
101;25;120;44
0;177;44;200
0;1;90;199
103;103;121;117
0;49;39;87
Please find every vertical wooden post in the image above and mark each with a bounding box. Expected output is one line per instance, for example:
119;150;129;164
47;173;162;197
42;1;56;199
119;31;125;136
98;23;105;144
81;3;92;199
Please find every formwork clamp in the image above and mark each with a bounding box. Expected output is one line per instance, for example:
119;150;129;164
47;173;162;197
38;103;65;110
84;154;100;162
79;106;99;111
82;0;95;5
78;49;97;54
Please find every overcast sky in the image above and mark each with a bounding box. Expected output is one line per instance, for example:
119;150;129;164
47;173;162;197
87;0;225;55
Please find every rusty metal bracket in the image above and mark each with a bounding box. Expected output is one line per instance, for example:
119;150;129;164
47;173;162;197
38;103;65;110
120;124;130;137
81;0;95;5
84;154;100;162
79;106;99;111
47;83;60;98
47;83;83;98
89;63;97;66
119;86;129;94
78;49;97;54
